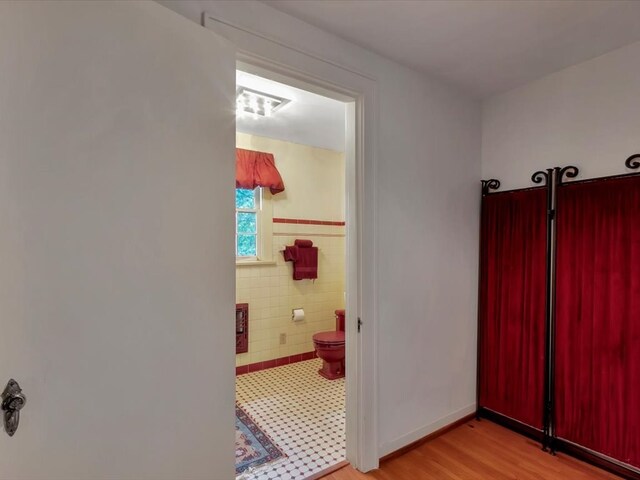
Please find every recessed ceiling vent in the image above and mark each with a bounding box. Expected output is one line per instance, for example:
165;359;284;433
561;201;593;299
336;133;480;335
236;87;290;117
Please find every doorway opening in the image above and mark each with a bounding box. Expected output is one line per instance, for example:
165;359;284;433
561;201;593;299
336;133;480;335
233;68;352;480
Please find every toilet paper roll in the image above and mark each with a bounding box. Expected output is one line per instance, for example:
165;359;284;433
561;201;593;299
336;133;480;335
292;308;305;322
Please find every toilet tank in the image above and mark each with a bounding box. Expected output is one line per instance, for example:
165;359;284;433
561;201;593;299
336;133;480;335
335;309;345;331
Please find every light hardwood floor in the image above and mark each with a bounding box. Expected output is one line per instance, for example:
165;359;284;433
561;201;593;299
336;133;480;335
322;419;620;480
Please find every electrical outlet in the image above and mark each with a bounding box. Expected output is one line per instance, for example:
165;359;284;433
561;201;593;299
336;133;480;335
279;333;287;345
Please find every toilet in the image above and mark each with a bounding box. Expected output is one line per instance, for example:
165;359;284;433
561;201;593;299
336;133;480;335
312;309;345;380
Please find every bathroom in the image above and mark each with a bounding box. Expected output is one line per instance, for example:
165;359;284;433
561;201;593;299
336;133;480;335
234;70;347;480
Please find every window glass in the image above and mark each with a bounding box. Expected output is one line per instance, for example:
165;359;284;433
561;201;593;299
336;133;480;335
235;188;259;258
236;212;257;234
235;189;256;209
237;234;257;257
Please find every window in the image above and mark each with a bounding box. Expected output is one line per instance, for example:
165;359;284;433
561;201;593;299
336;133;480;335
236;188;259;258
235;188;273;263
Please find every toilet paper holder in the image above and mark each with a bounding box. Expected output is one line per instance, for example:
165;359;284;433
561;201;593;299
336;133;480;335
292;308;305;322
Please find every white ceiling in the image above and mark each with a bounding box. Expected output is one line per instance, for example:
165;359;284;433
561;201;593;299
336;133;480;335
263;0;640;98
236;70;346;152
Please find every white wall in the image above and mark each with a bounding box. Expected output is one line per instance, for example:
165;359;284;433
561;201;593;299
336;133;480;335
159;0;482;459
483;40;640;190
0;2;235;479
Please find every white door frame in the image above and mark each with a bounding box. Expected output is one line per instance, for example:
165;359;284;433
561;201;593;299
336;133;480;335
202;12;380;473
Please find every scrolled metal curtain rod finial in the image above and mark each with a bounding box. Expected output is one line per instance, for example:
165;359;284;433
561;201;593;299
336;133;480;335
481;179;501;195
558;166;579;184
625;154;640;170
531;170;551;185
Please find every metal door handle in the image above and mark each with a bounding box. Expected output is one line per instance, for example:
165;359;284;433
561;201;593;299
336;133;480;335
2;379;26;436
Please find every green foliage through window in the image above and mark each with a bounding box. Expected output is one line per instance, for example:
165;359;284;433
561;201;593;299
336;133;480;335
236;212;257;234
236;189;258;257
235;189;256;209
237;234;257;257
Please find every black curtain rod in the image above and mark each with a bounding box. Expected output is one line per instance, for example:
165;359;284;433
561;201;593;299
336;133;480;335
481;154;640;194
481;184;545;196
556;154;640;187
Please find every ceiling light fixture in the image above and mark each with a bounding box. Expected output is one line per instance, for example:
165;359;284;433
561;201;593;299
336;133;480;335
236;87;290;117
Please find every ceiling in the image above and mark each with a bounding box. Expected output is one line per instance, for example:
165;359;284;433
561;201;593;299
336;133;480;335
263;0;640;98
236;70;345;152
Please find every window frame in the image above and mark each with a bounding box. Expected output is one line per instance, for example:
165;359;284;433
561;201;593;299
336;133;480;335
235;187;273;265
235;188;259;260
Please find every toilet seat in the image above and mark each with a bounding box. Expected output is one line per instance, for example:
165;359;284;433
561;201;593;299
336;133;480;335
313;331;345;345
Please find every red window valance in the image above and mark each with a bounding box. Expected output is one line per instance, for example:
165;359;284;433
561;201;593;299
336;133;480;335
236;148;285;194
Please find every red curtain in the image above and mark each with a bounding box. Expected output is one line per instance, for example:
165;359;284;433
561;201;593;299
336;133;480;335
236;148;285;194
479;188;547;429
555;176;640;468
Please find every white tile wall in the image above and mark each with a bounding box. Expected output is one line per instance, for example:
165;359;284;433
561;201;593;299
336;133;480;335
236;223;345;366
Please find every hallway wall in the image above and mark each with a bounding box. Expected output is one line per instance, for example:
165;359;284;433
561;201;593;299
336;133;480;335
159;0;482;462
483;40;640;189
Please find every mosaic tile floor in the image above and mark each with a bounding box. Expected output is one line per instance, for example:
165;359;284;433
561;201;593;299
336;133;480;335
236;358;346;480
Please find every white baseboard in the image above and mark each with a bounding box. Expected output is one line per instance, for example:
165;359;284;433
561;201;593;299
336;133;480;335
378;403;476;458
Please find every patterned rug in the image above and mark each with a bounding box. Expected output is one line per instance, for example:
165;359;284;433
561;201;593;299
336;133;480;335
236;403;286;475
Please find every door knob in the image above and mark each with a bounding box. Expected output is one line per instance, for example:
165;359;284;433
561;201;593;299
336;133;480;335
2;379;26;436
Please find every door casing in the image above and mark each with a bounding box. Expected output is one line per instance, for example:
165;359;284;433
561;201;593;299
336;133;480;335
203;11;380;472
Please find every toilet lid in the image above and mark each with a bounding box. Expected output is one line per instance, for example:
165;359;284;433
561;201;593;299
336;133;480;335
313;331;345;344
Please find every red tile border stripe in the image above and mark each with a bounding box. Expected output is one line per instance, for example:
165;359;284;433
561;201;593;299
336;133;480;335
236;351;317;375
273;218;345;226
273;232;344;238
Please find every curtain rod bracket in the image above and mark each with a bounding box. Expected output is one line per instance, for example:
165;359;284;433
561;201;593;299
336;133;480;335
625;154;640;170
557;166;580;185
481;179;501;195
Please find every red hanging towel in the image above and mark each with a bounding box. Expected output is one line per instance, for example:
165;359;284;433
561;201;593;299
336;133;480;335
283;240;318;280
294;239;313;248
283;245;298;262
293;246;318;280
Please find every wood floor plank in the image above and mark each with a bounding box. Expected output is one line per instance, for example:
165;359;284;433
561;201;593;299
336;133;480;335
322;419;620;480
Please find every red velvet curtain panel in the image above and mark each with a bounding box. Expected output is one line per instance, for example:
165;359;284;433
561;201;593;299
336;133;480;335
555;176;640;468
479;188;547;429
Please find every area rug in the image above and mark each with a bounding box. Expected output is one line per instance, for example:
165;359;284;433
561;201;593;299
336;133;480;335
235;403;286;475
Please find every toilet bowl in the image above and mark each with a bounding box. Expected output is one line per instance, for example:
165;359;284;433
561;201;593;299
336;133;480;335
312;310;346;380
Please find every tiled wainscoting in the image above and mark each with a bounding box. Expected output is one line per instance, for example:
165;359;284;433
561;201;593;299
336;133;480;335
236;220;345;367
236;359;346;480
236;351;317;376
